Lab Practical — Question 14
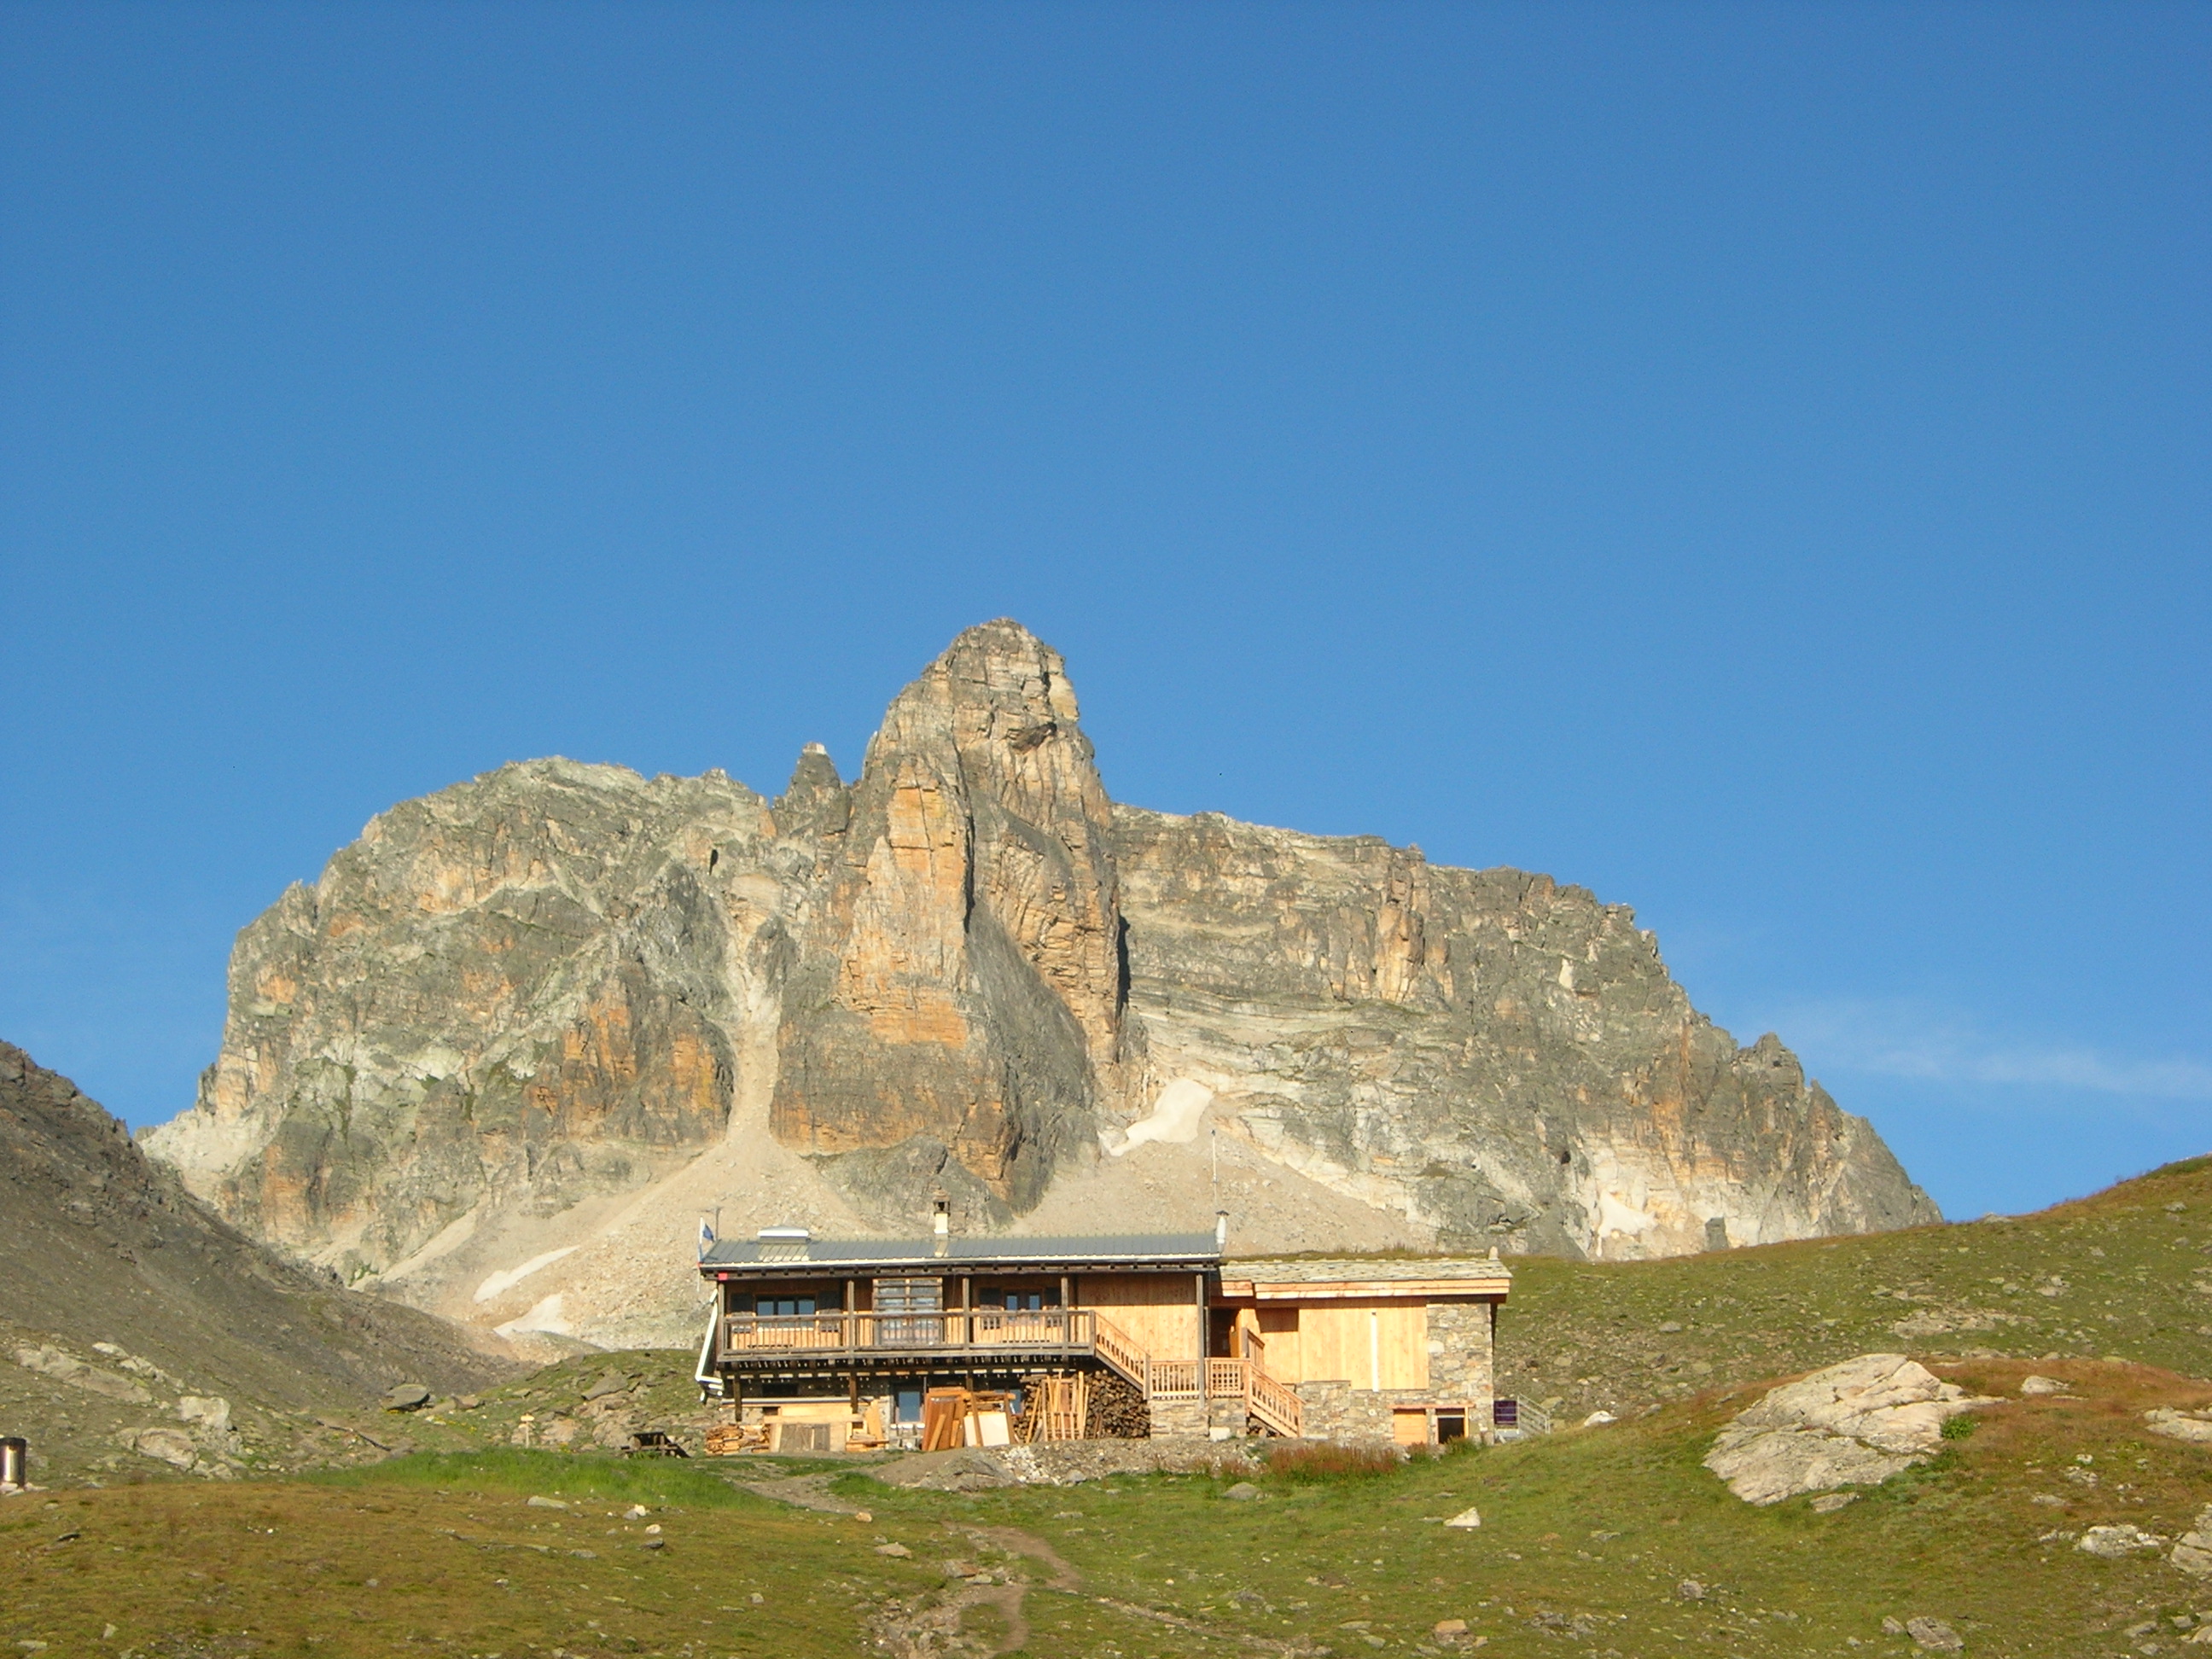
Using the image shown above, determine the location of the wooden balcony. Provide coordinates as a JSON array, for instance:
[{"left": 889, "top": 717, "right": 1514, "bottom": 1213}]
[
  {"left": 709, "top": 1309, "right": 1303, "bottom": 1436},
  {"left": 714, "top": 1309, "right": 1104, "bottom": 1371}
]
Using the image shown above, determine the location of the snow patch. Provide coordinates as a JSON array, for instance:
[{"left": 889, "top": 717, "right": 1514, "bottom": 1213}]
[
  {"left": 1105, "top": 1079, "right": 1214, "bottom": 1157},
  {"left": 493, "top": 1294, "right": 573, "bottom": 1339},
  {"left": 474, "top": 1247, "right": 579, "bottom": 1304}
]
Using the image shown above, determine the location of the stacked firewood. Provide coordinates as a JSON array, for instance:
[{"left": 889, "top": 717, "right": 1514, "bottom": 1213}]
[
  {"left": 704, "top": 1421, "right": 767, "bottom": 1456},
  {"left": 1086, "top": 1369, "right": 1150, "bottom": 1439}
]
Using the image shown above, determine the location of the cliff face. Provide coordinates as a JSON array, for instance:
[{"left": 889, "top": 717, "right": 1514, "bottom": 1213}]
[
  {"left": 152, "top": 761, "right": 790, "bottom": 1275},
  {"left": 1111, "top": 811, "right": 1932, "bottom": 1258},
  {"left": 769, "top": 623, "right": 1126, "bottom": 1220},
  {"left": 145, "top": 620, "right": 1937, "bottom": 1332}
]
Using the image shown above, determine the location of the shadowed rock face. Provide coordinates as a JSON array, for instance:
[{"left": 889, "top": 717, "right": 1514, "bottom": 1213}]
[
  {"left": 0, "top": 1041, "right": 515, "bottom": 1483},
  {"left": 145, "top": 620, "right": 1938, "bottom": 1282}
]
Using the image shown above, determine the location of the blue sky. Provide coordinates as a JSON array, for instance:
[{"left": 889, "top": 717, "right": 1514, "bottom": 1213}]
[{"left": 3, "top": 3, "right": 2205, "bottom": 1220}]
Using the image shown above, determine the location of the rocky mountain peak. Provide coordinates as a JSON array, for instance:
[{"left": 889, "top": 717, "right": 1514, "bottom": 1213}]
[
  {"left": 140, "top": 620, "right": 1939, "bottom": 1348},
  {"left": 768, "top": 619, "right": 1125, "bottom": 1216},
  {"left": 772, "top": 743, "right": 850, "bottom": 839}
]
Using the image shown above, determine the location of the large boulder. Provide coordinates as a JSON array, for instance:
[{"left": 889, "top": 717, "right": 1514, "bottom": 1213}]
[
  {"left": 1703, "top": 1353, "right": 1987, "bottom": 1505},
  {"left": 2172, "top": 1507, "right": 2212, "bottom": 1578},
  {"left": 2145, "top": 1407, "right": 2212, "bottom": 1445}
]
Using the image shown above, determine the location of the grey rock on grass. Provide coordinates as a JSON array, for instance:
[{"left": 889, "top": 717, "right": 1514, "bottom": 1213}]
[
  {"left": 1906, "top": 1616, "right": 1964, "bottom": 1651},
  {"left": 2145, "top": 1407, "right": 2212, "bottom": 1444},
  {"left": 2076, "top": 1523, "right": 2166, "bottom": 1558},
  {"left": 2172, "top": 1508, "right": 2212, "bottom": 1578},
  {"left": 1703, "top": 1353, "right": 1988, "bottom": 1505}
]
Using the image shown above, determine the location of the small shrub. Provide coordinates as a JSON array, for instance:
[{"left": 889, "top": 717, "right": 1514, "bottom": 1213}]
[
  {"left": 1941, "top": 1413, "right": 1978, "bottom": 1441},
  {"left": 1261, "top": 1441, "right": 1402, "bottom": 1482}
]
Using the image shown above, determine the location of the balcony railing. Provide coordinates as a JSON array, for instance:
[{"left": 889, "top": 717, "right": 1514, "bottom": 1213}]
[
  {"left": 711, "top": 1309, "right": 1304, "bottom": 1436},
  {"left": 717, "top": 1309, "right": 1099, "bottom": 1365}
]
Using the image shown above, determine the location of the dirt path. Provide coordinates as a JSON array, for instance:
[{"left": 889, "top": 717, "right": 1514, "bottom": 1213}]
[
  {"left": 955, "top": 1525, "right": 1081, "bottom": 1593},
  {"left": 736, "top": 1471, "right": 867, "bottom": 1513}
]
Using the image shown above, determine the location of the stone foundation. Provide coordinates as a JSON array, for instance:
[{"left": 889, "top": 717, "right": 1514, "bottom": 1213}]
[{"left": 1147, "top": 1395, "right": 1212, "bottom": 1439}]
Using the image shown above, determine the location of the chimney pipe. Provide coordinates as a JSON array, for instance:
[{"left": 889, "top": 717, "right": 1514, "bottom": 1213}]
[
  {"left": 932, "top": 1196, "right": 950, "bottom": 1256},
  {"left": 0, "top": 1437, "right": 25, "bottom": 1489},
  {"left": 1214, "top": 1210, "right": 1229, "bottom": 1252}
]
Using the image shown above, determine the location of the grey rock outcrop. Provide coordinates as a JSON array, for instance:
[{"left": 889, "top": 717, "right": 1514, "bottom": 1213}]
[
  {"left": 1113, "top": 808, "right": 1935, "bottom": 1255},
  {"left": 143, "top": 620, "right": 1939, "bottom": 1330},
  {"left": 1703, "top": 1353, "right": 1986, "bottom": 1505},
  {"left": 2077, "top": 1523, "right": 2167, "bottom": 1558},
  {"left": 2145, "top": 1406, "right": 2212, "bottom": 1444},
  {"left": 2172, "top": 1506, "right": 2212, "bottom": 1577}
]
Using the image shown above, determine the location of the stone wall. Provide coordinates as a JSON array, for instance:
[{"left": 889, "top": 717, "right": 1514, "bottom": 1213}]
[
  {"left": 1293, "top": 1381, "right": 1428, "bottom": 1442},
  {"left": 1426, "top": 1299, "right": 1497, "bottom": 1413},
  {"left": 1147, "top": 1395, "right": 1212, "bottom": 1440}
]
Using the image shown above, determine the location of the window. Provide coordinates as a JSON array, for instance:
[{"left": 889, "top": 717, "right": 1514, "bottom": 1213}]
[
  {"left": 894, "top": 1388, "right": 924, "bottom": 1425},
  {"left": 981, "top": 1287, "right": 1057, "bottom": 1312},
  {"left": 874, "top": 1278, "right": 943, "bottom": 1313},
  {"left": 875, "top": 1278, "right": 944, "bottom": 1347},
  {"left": 749, "top": 1295, "right": 817, "bottom": 1317}
]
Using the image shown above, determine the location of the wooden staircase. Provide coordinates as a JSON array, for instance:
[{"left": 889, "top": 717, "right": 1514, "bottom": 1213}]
[
  {"left": 1089, "top": 1314, "right": 1303, "bottom": 1438},
  {"left": 1243, "top": 1362, "right": 1304, "bottom": 1438}
]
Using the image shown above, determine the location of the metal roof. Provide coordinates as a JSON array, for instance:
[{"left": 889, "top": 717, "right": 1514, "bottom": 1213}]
[{"left": 698, "top": 1231, "right": 1221, "bottom": 1272}]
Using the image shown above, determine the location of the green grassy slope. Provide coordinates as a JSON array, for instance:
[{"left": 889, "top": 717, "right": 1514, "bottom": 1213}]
[
  {"left": 840, "top": 1353, "right": 2212, "bottom": 1656},
  {"left": 7, "top": 1356, "right": 2209, "bottom": 1657},
  {"left": 7, "top": 1160, "right": 2209, "bottom": 1656},
  {"left": 1497, "top": 1156, "right": 2212, "bottom": 1426}
]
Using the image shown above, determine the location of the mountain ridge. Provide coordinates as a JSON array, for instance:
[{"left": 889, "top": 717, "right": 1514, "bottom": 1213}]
[{"left": 142, "top": 620, "right": 1936, "bottom": 1348}]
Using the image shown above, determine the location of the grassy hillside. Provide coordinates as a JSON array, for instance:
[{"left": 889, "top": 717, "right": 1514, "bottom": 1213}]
[
  {"left": 1497, "top": 1155, "right": 2212, "bottom": 1426},
  {"left": 0, "top": 1043, "right": 518, "bottom": 1487},
  {"left": 5, "top": 1354, "right": 2209, "bottom": 1656},
  {"left": 7, "top": 1158, "right": 2209, "bottom": 1655}
]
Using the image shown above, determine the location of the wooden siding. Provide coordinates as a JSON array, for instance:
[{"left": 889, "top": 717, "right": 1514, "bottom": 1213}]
[
  {"left": 1237, "top": 1300, "right": 1429, "bottom": 1389},
  {"left": 1076, "top": 1272, "right": 1204, "bottom": 1361}
]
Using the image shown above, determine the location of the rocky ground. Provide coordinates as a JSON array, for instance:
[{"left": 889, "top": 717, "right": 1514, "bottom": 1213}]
[{"left": 0, "top": 1042, "right": 518, "bottom": 1487}]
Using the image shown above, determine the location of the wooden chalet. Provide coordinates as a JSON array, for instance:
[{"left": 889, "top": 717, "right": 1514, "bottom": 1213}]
[{"left": 694, "top": 1210, "right": 1512, "bottom": 1451}]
